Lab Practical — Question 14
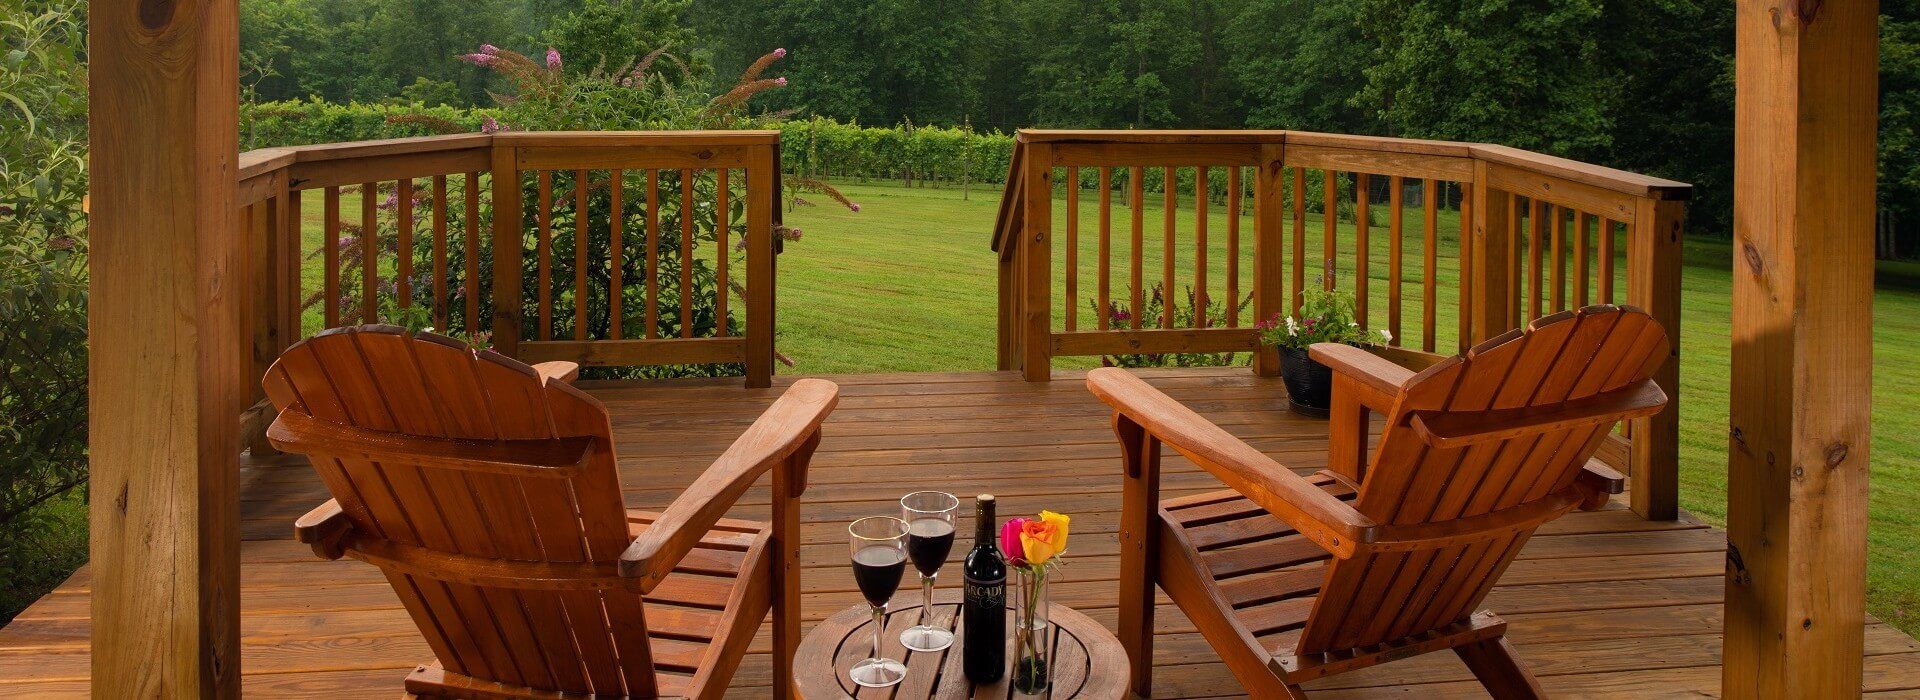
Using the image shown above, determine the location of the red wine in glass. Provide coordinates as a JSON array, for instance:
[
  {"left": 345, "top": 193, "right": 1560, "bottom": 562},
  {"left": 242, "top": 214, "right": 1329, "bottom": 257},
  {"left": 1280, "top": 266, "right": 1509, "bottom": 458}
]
[
  {"left": 852, "top": 544, "right": 907, "bottom": 607},
  {"left": 900, "top": 491, "right": 959, "bottom": 653},
  {"left": 906, "top": 518, "right": 955, "bottom": 577},
  {"left": 847, "top": 516, "right": 909, "bottom": 688}
]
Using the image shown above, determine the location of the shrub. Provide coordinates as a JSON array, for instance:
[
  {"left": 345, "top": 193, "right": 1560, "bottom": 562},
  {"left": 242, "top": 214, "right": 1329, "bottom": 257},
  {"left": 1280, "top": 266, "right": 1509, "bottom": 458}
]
[{"left": 0, "top": 0, "right": 89, "bottom": 623}]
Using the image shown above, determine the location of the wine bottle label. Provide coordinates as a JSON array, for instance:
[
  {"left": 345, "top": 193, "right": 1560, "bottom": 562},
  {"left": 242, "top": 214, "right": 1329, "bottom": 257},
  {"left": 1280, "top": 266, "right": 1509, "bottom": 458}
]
[{"left": 964, "top": 579, "right": 1005, "bottom": 609}]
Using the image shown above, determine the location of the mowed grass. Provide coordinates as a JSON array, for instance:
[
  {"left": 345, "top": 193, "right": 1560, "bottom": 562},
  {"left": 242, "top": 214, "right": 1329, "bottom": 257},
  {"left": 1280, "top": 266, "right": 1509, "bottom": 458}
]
[
  {"left": 289, "top": 178, "right": 1919, "bottom": 635},
  {"left": 778, "top": 180, "right": 1920, "bottom": 635}
]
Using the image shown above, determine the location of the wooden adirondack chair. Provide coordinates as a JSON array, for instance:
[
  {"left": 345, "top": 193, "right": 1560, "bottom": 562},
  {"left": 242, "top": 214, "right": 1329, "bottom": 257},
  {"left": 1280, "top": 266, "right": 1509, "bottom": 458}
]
[
  {"left": 261, "top": 325, "right": 839, "bottom": 699},
  {"left": 1089, "top": 305, "right": 1670, "bottom": 699}
]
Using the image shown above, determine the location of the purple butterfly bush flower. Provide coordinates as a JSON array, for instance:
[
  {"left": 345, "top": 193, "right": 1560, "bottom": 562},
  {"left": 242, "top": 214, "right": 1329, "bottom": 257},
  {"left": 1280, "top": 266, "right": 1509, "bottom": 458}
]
[
  {"left": 458, "top": 53, "right": 494, "bottom": 67},
  {"left": 481, "top": 116, "right": 504, "bottom": 134},
  {"left": 480, "top": 44, "right": 500, "bottom": 55},
  {"left": 774, "top": 76, "right": 788, "bottom": 86},
  {"left": 773, "top": 47, "right": 788, "bottom": 58},
  {"left": 546, "top": 47, "right": 562, "bottom": 70},
  {"left": 848, "top": 202, "right": 861, "bottom": 212}
]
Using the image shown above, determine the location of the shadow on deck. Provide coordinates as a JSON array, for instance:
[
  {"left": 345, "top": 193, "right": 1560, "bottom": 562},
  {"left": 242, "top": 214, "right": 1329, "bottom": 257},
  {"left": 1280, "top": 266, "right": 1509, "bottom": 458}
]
[{"left": 2, "top": 367, "right": 1916, "bottom": 697}]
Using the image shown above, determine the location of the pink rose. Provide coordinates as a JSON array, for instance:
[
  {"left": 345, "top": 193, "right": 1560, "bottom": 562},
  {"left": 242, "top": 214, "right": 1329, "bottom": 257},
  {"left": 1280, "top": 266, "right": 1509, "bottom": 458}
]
[{"left": 1000, "top": 517, "right": 1027, "bottom": 565}]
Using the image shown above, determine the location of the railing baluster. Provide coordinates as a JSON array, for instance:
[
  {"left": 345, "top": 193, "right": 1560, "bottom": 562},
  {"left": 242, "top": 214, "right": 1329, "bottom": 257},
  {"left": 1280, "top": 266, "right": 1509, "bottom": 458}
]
[
  {"left": 432, "top": 176, "right": 448, "bottom": 329},
  {"left": 1162, "top": 166, "right": 1176, "bottom": 329},
  {"left": 1292, "top": 167, "right": 1305, "bottom": 312},
  {"left": 397, "top": 179, "right": 413, "bottom": 310},
  {"left": 1551, "top": 204, "right": 1566, "bottom": 312},
  {"left": 1528, "top": 198, "right": 1544, "bottom": 321},
  {"left": 1130, "top": 166, "right": 1144, "bottom": 330},
  {"left": 574, "top": 169, "right": 590, "bottom": 341},
  {"left": 1227, "top": 166, "right": 1241, "bottom": 327},
  {"left": 1356, "top": 173, "right": 1370, "bottom": 327},
  {"left": 463, "top": 172, "right": 480, "bottom": 335},
  {"left": 1506, "top": 192, "right": 1521, "bottom": 325},
  {"left": 1459, "top": 182, "right": 1474, "bottom": 352},
  {"left": 1574, "top": 211, "right": 1590, "bottom": 307},
  {"left": 680, "top": 169, "right": 695, "bottom": 338},
  {"left": 286, "top": 190, "right": 303, "bottom": 338},
  {"left": 609, "top": 169, "right": 624, "bottom": 340},
  {"left": 1599, "top": 216, "right": 1616, "bottom": 304},
  {"left": 1065, "top": 167, "right": 1079, "bottom": 332},
  {"left": 324, "top": 186, "right": 341, "bottom": 328},
  {"left": 1422, "top": 178, "right": 1438, "bottom": 352},
  {"left": 646, "top": 169, "right": 661, "bottom": 338},
  {"left": 1323, "top": 170, "right": 1338, "bottom": 290},
  {"left": 537, "top": 170, "right": 553, "bottom": 340},
  {"left": 1098, "top": 167, "right": 1112, "bottom": 331},
  {"left": 1195, "top": 167, "right": 1208, "bottom": 328},
  {"left": 716, "top": 168, "right": 729, "bottom": 337},
  {"left": 1388, "top": 175, "right": 1404, "bottom": 346},
  {"left": 362, "top": 181, "right": 378, "bottom": 324}
]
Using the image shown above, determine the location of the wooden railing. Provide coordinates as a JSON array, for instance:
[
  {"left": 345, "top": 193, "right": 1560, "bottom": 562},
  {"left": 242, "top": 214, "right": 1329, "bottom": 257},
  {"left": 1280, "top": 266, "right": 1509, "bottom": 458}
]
[
  {"left": 236, "top": 131, "right": 782, "bottom": 388},
  {"left": 991, "top": 129, "right": 1689, "bottom": 519}
]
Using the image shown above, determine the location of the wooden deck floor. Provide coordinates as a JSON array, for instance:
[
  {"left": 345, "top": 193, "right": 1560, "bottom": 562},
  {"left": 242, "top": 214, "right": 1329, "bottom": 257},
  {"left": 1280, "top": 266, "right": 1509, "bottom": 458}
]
[{"left": 3, "top": 367, "right": 1916, "bottom": 697}]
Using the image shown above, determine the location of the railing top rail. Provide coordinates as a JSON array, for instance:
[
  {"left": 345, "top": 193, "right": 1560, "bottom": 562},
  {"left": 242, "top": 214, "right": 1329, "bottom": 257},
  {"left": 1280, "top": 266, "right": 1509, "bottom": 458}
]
[
  {"left": 237, "top": 131, "right": 785, "bottom": 181},
  {"left": 1010, "top": 129, "right": 1691, "bottom": 200}
]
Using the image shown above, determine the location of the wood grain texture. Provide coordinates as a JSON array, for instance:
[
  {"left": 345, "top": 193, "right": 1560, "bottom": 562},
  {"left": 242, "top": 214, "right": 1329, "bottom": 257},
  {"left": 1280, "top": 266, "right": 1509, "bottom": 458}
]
[
  {"left": 1724, "top": 0, "right": 1877, "bottom": 695},
  {"left": 88, "top": 0, "right": 244, "bottom": 692}
]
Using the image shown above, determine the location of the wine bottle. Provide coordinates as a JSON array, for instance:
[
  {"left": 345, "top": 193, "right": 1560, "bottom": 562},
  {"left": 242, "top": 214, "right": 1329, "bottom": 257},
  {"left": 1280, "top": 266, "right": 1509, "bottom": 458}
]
[{"left": 962, "top": 494, "right": 1007, "bottom": 683}]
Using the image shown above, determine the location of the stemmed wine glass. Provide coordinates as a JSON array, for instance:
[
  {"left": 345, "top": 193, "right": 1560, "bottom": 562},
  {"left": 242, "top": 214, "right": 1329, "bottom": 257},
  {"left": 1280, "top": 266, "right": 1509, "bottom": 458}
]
[
  {"left": 847, "top": 516, "right": 910, "bottom": 688},
  {"left": 899, "top": 491, "right": 959, "bottom": 652}
]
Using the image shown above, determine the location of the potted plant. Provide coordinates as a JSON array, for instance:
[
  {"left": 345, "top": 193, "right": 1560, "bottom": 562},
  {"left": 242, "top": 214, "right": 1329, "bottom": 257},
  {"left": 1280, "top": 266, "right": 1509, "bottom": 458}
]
[{"left": 1257, "top": 289, "right": 1391, "bottom": 417}]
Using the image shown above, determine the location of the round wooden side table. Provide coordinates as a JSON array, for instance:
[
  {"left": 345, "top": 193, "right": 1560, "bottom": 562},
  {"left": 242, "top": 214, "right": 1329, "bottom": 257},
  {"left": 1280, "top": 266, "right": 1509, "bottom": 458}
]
[{"left": 792, "top": 590, "right": 1129, "bottom": 699}]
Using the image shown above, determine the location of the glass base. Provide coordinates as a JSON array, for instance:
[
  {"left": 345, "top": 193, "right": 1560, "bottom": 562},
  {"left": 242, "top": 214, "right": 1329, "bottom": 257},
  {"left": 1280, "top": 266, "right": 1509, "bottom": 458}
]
[
  {"left": 849, "top": 658, "right": 907, "bottom": 688},
  {"left": 901, "top": 624, "right": 954, "bottom": 652}
]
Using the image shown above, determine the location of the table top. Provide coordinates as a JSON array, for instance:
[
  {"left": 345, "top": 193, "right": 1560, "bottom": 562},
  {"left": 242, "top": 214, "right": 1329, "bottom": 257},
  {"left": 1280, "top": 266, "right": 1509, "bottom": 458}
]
[{"left": 791, "top": 590, "right": 1129, "bottom": 699}]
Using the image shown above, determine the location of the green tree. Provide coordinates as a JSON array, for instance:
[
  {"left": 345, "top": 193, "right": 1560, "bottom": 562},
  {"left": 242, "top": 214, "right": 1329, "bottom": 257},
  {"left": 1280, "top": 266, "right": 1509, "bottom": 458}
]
[{"left": 543, "top": 0, "right": 702, "bottom": 75}]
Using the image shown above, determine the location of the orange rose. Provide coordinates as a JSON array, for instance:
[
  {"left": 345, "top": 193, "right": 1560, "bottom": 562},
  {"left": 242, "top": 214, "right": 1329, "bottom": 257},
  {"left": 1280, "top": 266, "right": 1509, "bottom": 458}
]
[{"left": 1018, "top": 510, "right": 1070, "bottom": 565}]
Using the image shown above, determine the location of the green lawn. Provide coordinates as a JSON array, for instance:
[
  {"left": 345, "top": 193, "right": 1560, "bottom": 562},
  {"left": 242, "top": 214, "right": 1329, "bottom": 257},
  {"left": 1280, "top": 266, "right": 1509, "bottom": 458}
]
[{"left": 774, "top": 180, "right": 1920, "bottom": 635}]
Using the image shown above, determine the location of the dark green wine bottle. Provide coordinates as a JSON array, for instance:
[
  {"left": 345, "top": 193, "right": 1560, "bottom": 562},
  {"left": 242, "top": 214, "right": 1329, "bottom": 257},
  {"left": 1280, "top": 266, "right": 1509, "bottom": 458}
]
[{"left": 962, "top": 494, "right": 1007, "bottom": 683}]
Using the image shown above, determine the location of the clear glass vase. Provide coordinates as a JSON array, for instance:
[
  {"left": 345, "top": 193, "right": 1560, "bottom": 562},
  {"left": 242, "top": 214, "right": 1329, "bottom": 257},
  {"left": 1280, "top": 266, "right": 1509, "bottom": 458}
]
[{"left": 1011, "top": 565, "right": 1053, "bottom": 696}]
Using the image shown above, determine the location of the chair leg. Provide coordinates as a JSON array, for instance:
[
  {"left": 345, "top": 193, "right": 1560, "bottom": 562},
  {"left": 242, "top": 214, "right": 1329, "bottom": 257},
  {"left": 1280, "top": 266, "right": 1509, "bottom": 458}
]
[
  {"left": 1115, "top": 415, "right": 1162, "bottom": 698},
  {"left": 1453, "top": 635, "right": 1546, "bottom": 700},
  {"left": 771, "top": 446, "right": 810, "bottom": 699}
]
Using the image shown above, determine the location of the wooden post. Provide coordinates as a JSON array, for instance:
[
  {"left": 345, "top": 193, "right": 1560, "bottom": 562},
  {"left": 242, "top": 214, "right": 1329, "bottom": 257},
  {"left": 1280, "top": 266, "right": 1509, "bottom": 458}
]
[
  {"left": 89, "top": 0, "right": 244, "bottom": 694},
  {"left": 1021, "top": 143, "right": 1053, "bottom": 381},
  {"left": 1724, "top": 0, "right": 1876, "bottom": 696},
  {"left": 1468, "top": 162, "right": 1514, "bottom": 344},
  {"left": 1114, "top": 414, "right": 1162, "bottom": 697},
  {"left": 1251, "top": 144, "right": 1285, "bottom": 376},
  {"left": 1629, "top": 198, "right": 1684, "bottom": 520},
  {"left": 490, "top": 144, "right": 523, "bottom": 358},
  {"left": 745, "top": 144, "right": 777, "bottom": 388}
]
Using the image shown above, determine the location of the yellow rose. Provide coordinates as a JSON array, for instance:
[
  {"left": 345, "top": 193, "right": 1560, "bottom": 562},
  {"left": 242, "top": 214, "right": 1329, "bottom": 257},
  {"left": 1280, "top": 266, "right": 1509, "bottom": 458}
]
[{"left": 1019, "top": 510, "right": 1071, "bottom": 566}]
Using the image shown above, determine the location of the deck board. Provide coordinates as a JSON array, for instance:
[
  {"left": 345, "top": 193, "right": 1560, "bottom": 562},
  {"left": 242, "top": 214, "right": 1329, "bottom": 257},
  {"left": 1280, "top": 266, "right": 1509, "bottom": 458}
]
[{"left": 2, "top": 367, "right": 1911, "bottom": 697}]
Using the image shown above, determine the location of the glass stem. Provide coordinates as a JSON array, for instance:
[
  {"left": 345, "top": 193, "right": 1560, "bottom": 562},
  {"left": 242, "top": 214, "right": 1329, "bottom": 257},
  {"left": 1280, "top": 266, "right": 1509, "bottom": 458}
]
[
  {"left": 871, "top": 604, "right": 885, "bottom": 662},
  {"left": 921, "top": 574, "right": 935, "bottom": 626}
]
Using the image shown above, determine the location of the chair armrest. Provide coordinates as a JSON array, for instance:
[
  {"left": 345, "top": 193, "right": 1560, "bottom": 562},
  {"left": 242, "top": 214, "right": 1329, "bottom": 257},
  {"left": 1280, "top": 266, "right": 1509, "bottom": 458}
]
[
  {"left": 1309, "top": 343, "right": 1414, "bottom": 412},
  {"left": 533, "top": 361, "right": 581, "bottom": 384},
  {"left": 619, "top": 379, "right": 839, "bottom": 589},
  {"left": 294, "top": 499, "right": 353, "bottom": 560},
  {"left": 1087, "top": 368, "right": 1377, "bottom": 558}
]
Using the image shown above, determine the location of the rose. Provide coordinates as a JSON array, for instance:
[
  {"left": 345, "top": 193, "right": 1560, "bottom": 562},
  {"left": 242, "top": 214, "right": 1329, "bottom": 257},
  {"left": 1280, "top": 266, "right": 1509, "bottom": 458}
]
[
  {"left": 1000, "top": 517, "right": 1028, "bottom": 565},
  {"left": 1018, "top": 510, "right": 1070, "bottom": 566}
]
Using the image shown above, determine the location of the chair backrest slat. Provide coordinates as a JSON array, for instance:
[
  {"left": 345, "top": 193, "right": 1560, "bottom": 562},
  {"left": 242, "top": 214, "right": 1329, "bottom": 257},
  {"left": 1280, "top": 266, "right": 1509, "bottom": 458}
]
[
  {"left": 263, "top": 325, "right": 655, "bottom": 695},
  {"left": 1297, "top": 305, "right": 1668, "bottom": 654}
]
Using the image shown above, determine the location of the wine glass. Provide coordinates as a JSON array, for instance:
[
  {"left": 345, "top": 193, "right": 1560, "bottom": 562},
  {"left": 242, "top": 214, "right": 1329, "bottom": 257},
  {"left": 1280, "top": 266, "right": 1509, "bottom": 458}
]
[
  {"left": 900, "top": 491, "right": 959, "bottom": 652},
  {"left": 847, "top": 516, "right": 910, "bottom": 688}
]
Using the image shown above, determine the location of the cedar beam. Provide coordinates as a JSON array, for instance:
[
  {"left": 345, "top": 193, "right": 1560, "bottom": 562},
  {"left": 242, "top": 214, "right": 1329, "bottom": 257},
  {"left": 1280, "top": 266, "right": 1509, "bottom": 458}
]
[
  {"left": 89, "top": 0, "right": 244, "bottom": 695},
  {"left": 1725, "top": 0, "right": 1876, "bottom": 696}
]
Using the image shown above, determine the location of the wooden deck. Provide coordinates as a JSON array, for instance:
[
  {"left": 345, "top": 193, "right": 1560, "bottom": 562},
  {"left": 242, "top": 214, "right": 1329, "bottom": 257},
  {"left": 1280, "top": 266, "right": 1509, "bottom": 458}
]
[{"left": 3, "top": 367, "right": 1915, "bottom": 697}]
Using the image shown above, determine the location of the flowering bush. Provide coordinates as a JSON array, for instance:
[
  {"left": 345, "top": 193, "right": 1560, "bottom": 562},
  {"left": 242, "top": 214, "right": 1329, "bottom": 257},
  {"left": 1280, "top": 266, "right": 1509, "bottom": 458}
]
[
  {"left": 1093, "top": 284, "right": 1252, "bottom": 368},
  {"left": 1257, "top": 288, "right": 1391, "bottom": 351}
]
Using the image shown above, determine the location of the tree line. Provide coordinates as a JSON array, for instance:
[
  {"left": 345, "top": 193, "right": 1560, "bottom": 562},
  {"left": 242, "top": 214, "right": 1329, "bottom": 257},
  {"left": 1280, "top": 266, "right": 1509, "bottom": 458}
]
[{"left": 228, "top": 0, "right": 1920, "bottom": 256}]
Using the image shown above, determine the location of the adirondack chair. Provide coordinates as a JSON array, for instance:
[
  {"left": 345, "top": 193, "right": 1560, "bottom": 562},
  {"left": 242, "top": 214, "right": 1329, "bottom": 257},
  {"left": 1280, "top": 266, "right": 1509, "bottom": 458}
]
[
  {"left": 1089, "top": 305, "right": 1670, "bottom": 699},
  {"left": 261, "top": 325, "right": 839, "bottom": 699}
]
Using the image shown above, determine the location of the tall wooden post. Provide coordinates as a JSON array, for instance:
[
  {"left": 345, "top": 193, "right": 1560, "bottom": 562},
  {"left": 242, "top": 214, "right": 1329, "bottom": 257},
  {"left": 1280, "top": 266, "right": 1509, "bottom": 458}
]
[
  {"left": 1629, "top": 199, "right": 1685, "bottom": 521},
  {"left": 1725, "top": 0, "right": 1877, "bottom": 695},
  {"left": 1468, "top": 162, "right": 1514, "bottom": 344},
  {"left": 89, "top": 0, "right": 244, "bottom": 695},
  {"left": 1251, "top": 143, "right": 1285, "bottom": 376},
  {"left": 745, "top": 143, "right": 777, "bottom": 388},
  {"left": 1021, "top": 143, "right": 1053, "bottom": 381}
]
